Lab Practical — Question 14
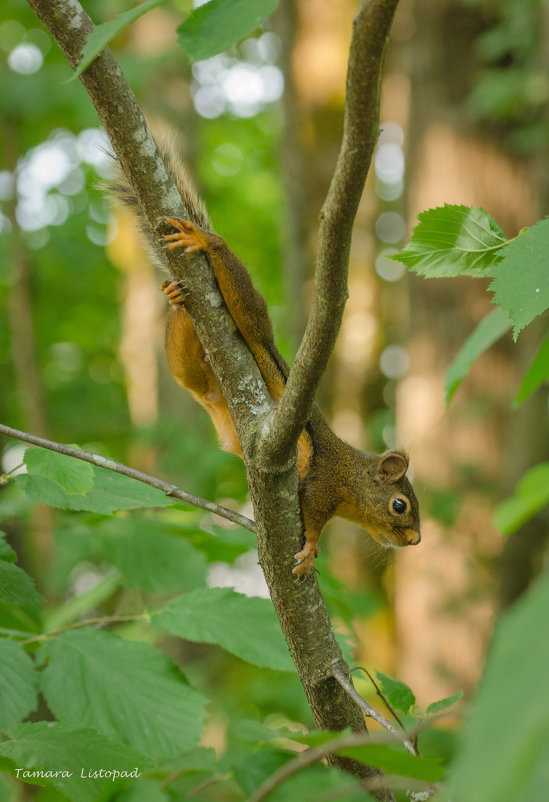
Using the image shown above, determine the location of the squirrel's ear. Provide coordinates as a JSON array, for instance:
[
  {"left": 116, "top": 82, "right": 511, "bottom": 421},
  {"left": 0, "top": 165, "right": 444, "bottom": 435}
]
[{"left": 375, "top": 450, "right": 408, "bottom": 484}]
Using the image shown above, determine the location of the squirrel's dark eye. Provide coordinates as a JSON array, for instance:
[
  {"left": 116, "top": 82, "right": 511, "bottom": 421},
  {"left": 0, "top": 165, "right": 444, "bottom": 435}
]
[{"left": 391, "top": 497, "right": 408, "bottom": 515}]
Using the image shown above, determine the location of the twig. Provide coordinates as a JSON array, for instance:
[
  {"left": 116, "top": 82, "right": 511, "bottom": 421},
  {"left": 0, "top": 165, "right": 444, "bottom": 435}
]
[
  {"left": 247, "top": 729, "right": 422, "bottom": 802},
  {"left": 0, "top": 423, "right": 256, "bottom": 533},
  {"left": 263, "top": 0, "right": 400, "bottom": 462},
  {"left": 355, "top": 666, "right": 407, "bottom": 732},
  {"left": 22, "top": 613, "right": 149, "bottom": 644},
  {"left": 331, "top": 661, "right": 418, "bottom": 756}
]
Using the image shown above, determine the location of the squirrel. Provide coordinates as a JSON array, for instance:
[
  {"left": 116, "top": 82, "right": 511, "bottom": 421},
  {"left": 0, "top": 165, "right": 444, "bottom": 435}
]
[{"left": 114, "top": 140, "right": 421, "bottom": 575}]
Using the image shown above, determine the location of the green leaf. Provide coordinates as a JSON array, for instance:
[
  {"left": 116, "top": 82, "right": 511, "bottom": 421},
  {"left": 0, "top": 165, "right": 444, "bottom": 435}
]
[
  {"left": 160, "top": 746, "right": 217, "bottom": 775},
  {"left": 515, "top": 331, "right": 549, "bottom": 403},
  {"left": 447, "top": 571, "right": 549, "bottom": 802},
  {"left": 0, "top": 561, "right": 43, "bottom": 608},
  {"left": 0, "top": 531, "right": 17, "bottom": 563},
  {"left": 99, "top": 518, "right": 207, "bottom": 593},
  {"left": 376, "top": 671, "right": 415, "bottom": 714},
  {"left": 393, "top": 204, "right": 506, "bottom": 277},
  {"left": 490, "top": 219, "right": 549, "bottom": 337},
  {"left": 0, "top": 722, "right": 147, "bottom": 802},
  {"left": 0, "top": 641, "right": 38, "bottom": 733},
  {"left": 113, "top": 778, "right": 170, "bottom": 802},
  {"left": 178, "top": 0, "right": 278, "bottom": 63},
  {"left": 337, "top": 744, "right": 444, "bottom": 782},
  {"left": 24, "top": 448, "right": 93, "bottom": 495},
  {"left": 76, "top": 0, "right": 163, "bottom": 76},
  {"left": 156, "top": 587, "right": 295, "bottom": 672},
  {"left": 190, "top": 525, "right": 255, "bottom": 564},
  {"left": 86, "top": 466, "right": 174, "bottom": 512},
  {"left": 426, "top": 689, "right": 463, "bottom": 715},
  {"left": 445, "top": 306, "right": 512, "bottom": 403},
  {"left": 39, "top": 629, "right": 207, "bottom": 758},
  {"left": 493, "top": 462, "right": 549, "bottom": 535},
  {"left": 15, "top": 475, "right": 72, "bottom": 510},
  {"left": 16, "top": 464, "right": 173, "bottom": 514},
  {"left": 293, "top": 730, "right": 443, "bottom": 783}
]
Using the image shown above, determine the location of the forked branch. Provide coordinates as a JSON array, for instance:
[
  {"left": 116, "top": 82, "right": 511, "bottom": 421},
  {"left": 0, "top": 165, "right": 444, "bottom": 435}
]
[{"left": 263, "top": 0, "right": 399, "bottom": 461}]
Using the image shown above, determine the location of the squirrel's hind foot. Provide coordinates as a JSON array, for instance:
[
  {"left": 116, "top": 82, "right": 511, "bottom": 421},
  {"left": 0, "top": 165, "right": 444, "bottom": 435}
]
[
  {"left": 161, "top": 217, "right": 209, "bottom": 254},
  {"left": 292, "top": 541, "right": 320, "bottom": 576},
  {"left": 161, "top": 279, "right": 186, "bottom": 310}
]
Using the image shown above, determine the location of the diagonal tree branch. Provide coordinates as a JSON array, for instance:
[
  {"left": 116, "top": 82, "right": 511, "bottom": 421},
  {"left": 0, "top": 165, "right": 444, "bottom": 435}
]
[
  {"left": 262, "top": 0, "right": 399, "bottom": 462},
  {"left": 0, "top": 424, "right": 256, "bottom": 532},
  {"left": 25, "top": 0, "right": 270, "bottom": 457}
]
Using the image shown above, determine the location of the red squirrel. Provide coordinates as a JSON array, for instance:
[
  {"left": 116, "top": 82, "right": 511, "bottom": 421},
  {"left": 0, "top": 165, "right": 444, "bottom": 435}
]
[{"left": 116, "top": 145, "right": 421, "bottom": 574}]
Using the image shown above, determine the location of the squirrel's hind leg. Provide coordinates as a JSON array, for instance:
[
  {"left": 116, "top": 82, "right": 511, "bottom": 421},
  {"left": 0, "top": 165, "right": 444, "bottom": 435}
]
[{"left": 161, "top": 280, "right": 241, "bottom": 456}]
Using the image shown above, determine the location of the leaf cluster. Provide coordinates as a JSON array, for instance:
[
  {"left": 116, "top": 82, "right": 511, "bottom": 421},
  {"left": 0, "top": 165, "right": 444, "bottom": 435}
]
[
  {"left": 394, "top": 204, "right": 548, "bottom": 539},
  {"left": 0, "top": 447, "right": 457, "bottom": 801}
]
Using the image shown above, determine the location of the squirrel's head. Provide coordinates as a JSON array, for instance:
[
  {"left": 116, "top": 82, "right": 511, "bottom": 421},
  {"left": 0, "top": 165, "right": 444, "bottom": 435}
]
[{"left": 364, "top": 450, "right": 421, "bottom": 549}]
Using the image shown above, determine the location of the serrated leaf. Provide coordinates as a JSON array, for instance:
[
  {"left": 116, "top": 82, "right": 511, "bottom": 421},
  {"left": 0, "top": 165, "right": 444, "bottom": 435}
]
[
  {"left": 178, "top": 0, "right": 278, "bottom": 63},
  {"left": 0, "top": 531, "right": 17, "bottom": 563},
  {"left": 84, "top": 466, "right": 174, "bottom": 512},
  {"left": 445, "top": 307, "right": 512, "bottom": 403},
  {"left": 447, "top": 571, "right": 549, "bottom": 802},
  {"left": 494, "top": 462, "right": 549, "bottom": 535},
  {"left": 376, "top": 671, "right": 415, "bottom": 714},
  {"left": 24, "top": 449, "right": 94, "bottom": 495},
  {"left": 426, "top": 689, "right": 463, "bottom": 715},
  {"left": 0, "top": 722, "right": 147, "bottom": 802},
  {"left": 39, "top": 629, "right": 207, "bottom": 758},
  {"left": 156, "top": 587, "right": 295, "bottom": 672},
  {"left": 0, "top": 561, "right": 43, "bottom": 608},
  {"left": 15, "top": 474, "right": 72, "bottom": 510},
  {"left": 16, "top": 465, "right": 173, "bottom": 514},
  {"left": 490, "top": 219, "right": 549, "bottom": 337},
  {"left": 0, "top": 641, "right": 38, "bottom": 733},
  {"left": 99, "top": 518, "right": 207, "bottom": 593},
  {"left": 514, "top": 331, "right": 549, "bottom": 404},
  {"left": 393, "top": 204, "right": 506, "bottom": 277},
  {"left": 76, "top": 0, "right": 162, "bottom": 76}
]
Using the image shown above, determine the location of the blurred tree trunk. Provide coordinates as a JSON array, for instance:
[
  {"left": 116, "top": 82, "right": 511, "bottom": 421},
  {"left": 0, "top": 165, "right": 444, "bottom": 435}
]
[{"left": 394, "top": 0, "right": 548, "bottom": 704}]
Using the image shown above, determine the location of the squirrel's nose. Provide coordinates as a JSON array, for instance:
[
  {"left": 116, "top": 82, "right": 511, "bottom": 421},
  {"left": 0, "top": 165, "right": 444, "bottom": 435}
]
[{"left": 405, "top": 529, "right": 421, "bottom": 546}]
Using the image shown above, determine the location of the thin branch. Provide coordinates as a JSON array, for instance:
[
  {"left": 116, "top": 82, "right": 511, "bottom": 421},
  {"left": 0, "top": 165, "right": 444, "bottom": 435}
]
[
  {"left": 0, "top": 424, "right": 256, "bottom": 533},
  {"left": 22, "top": 613, "right": 149, "bottom": 645},
  {"left": 263, "top": 0, "right": 399, "bottom": 461},
  {"left": 331, "top": 661, "right": 418, "bottom": 756},
  {"left": 247, "top": 729, "right": 426, "bottom": 802},
  {"left": 355, "top": 665, "right": 407, "bottom": 732}
]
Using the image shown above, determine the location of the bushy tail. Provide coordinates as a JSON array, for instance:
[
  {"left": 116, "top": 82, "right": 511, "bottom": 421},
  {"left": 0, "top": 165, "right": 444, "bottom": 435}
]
[{"left": 109, "top": 128, "right": 212, "bottom": 270}]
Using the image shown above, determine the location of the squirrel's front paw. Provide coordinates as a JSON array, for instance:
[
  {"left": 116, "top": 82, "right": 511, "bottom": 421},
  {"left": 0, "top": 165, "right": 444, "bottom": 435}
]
[{"left": 161, "top": 279, "right": 185, "bottom": 310}]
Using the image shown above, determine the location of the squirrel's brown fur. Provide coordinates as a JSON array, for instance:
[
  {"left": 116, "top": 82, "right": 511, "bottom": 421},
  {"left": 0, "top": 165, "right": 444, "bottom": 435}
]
[{"left": 115, "top": 142, "right": 421, "bottom": 574}]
